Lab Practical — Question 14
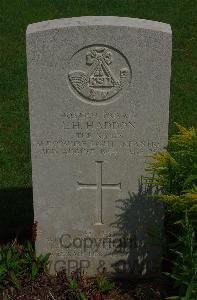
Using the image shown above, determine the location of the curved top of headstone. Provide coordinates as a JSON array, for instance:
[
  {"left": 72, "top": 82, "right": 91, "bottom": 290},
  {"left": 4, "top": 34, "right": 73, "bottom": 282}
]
[{"left": 26, "top": 16, "right": 171, "bottom": 35}]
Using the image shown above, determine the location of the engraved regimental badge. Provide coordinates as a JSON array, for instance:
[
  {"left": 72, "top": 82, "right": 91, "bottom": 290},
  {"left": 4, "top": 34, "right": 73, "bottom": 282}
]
[{"left": 68, "top": 45, "right": 131, "bottom": 103}]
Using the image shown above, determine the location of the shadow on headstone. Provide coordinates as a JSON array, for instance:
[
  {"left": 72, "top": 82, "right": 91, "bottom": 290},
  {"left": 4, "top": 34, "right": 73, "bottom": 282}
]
[
  {"left": 109, "top": 177, "right": 164, "bottom": 278},
  {"left": 0, "top": 188, "right": 33, "bottom": 243}
]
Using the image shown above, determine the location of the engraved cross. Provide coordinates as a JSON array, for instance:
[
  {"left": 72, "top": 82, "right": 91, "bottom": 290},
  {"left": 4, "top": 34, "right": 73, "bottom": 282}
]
[{"left": 77, "top": 161, "right": 121, "bottom": 225}]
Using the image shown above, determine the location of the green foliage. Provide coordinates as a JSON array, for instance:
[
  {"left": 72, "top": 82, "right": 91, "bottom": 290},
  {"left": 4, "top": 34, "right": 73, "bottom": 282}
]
[
  {"left": 146, "top": 124, "right": 197, "bottom": 224},
  {"left": 64, "top": 274, "right": 88, "bottom": 300},
  {"left": 23, "top": 242, "right": 50, "bottom": 280},
  {"left": 65, "top": 273, "right": 116, "bottom": 298},
  {"left": 0, "top": 243, "right": 23, "bottom": 290},
  {"left": 78, "top": 292, "right": 88, "bottom": 300},
  {"left": 146, "top": 124, "right": 197, "bottom": 193},
  {"left": 64, "top": 273, "right": 115, "bottom": 299},
  {"left": 165, "top": 212, "right": 197, "bottom": 299},
  {"left": 145, "top": 124, "right": 197, "bottom": 298},
  {"left": 0, "top": 240, "right": 50, "bottom": 290},
  {"left": 94, "top": 275, "right": 115, "bottom": 293},
  {"left": 67, "top": 275, "right": 78, "bottom": 291}
]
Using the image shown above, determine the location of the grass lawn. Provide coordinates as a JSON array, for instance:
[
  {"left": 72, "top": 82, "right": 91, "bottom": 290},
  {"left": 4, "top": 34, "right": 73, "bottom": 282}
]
[{"left": 0, "top": 0, "right": 197, "bottom": 240}]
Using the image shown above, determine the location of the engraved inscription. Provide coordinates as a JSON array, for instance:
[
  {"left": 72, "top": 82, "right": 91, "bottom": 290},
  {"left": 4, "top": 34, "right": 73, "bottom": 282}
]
[
  {"left": 77, "top": 161, "right": 121, "bottom": 225},
  {"left": 32, "top": 109, "right": 161, "bottom": 158},
  {"left": 68, "top": 45, "right": 131, "bottom": 103},
  {"left": 34, "top": 139, "right": 160, "bottom": 158}
]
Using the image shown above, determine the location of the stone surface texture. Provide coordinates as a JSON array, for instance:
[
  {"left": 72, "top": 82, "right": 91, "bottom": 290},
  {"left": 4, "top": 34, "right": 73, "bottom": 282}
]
[{"left": 26, "top": 16, "right": 172, "bottom": 277}]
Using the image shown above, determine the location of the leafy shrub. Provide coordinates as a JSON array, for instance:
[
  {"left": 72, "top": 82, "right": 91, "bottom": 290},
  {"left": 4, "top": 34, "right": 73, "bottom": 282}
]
[
  {"left": 145, "top": 124, "right": 197, "bottom": 298},
  {"left": 165, "top": 212, "right": 197, "bottom": 299},
  {"left": 0, "top": 240, "right": 50, "bottom": 290},
  {"left": 146, "top": 124, "right": 197, "bottom": 225}
]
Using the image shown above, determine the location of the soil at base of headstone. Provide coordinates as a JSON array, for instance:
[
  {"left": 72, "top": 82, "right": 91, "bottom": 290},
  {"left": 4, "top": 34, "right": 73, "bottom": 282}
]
[{"left": 1, "top": 271, "right": 171, "bottom": 300}]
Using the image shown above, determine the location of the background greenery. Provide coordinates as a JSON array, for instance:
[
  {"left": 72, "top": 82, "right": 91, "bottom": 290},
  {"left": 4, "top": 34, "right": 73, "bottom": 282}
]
[{"left": 0, "top": 0, "right": 197, "bottom": 240}]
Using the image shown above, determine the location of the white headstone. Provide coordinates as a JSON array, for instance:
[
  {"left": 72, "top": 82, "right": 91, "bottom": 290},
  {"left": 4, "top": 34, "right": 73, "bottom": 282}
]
[{"left": 26, "top": 16, "right": 172, "bottom": 277}]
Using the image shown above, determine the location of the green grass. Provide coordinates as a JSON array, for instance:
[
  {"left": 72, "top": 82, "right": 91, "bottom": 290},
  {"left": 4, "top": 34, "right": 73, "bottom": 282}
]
[{"left": 0, "top": 0, "right": 197, "bottom": 189}]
